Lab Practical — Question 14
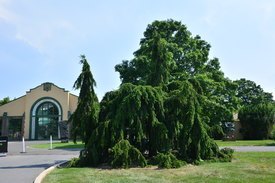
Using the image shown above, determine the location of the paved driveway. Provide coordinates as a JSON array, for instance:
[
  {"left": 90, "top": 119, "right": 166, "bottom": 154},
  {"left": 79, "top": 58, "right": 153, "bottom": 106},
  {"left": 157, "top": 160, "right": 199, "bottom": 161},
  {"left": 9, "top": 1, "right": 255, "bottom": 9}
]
[
  {"left": 0, "top": 141, "right": 80, "bottom": 183},
  {"left": 223, "top": 146, "right": 275, "bottom": 152},
  {"left": 1, "top": 142, "right": 275, "bottom": 183}
]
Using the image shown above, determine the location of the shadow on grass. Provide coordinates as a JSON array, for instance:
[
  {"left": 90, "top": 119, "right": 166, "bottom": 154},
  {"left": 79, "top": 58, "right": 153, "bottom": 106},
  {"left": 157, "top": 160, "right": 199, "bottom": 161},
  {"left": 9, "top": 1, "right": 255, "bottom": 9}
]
[
  {"left": 54, "top": 144, "right": 84, "bottom": 149},
  {"left": 265, "top": 143, "right": 275, "bottom": 146},
  {"left": 32, "top": 142, "right": 85, "bottom": 151},
  {"left": 53, "top": 148, "right": 83, "bottom": 152},
  {"left": 0, "top": 160, "right": 65, "bottom": 170}
]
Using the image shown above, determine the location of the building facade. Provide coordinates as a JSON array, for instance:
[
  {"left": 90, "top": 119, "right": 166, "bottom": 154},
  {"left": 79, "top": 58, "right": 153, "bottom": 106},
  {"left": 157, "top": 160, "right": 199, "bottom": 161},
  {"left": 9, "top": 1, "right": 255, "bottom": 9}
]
[{"left": 0, "top": 82, "right": 78, "bottom": 140}]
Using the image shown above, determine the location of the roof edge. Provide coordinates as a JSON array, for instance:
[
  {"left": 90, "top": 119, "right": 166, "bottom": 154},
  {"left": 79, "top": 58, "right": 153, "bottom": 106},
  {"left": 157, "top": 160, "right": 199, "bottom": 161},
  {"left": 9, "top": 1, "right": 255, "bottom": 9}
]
[
  {"left": 26, "top": 82, "right": 69, "bottom": 93},
  {"left": 69, "top": 93, "right": 79, "bottom": 98},
  {"left": 0, "top": 95, "right": 26, "bottom": 107}
]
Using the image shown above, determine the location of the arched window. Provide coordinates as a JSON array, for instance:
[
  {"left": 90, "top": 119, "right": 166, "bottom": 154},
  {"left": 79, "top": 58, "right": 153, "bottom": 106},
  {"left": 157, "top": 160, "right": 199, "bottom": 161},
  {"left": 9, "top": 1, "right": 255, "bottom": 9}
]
[
  {"left": 30, "top": 99, "right": 62, "bottom": 140},
  {"left": 36, "top": 102, "right": 59, "bottom": 116}
]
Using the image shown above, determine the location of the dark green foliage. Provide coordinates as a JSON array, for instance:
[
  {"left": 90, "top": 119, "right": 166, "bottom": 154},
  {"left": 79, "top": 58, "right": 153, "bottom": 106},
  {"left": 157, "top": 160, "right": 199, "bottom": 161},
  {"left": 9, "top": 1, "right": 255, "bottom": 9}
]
[
  {"left": 146, "top": 32, "right": 174, "bottom": 86},
  {"left": 82, "top": 79, "right": 221, "bottom": 166},
  {"left": 218, "top": 148, "right": 234, "bottom": 162},
  {"left": 239, "top": 103, "right": 275, "bottom": 140},
  {"left": 164, "top": 81, "right": 220, "bottom": 162},
  {"left": 67, "top": 156, "right": 94, "bottom": 168},
  {"left": 115, "top": 19, "right": 239, "bottom": 138},
  {"left": 208, "top": 124, "right": 225, "bottom": 140},
  {"left": 155, "top": 152, "right": 186, "bottom": 168},
  {"left": 104, "top": 83, "right": 168, "bottom": 156},
  {"left": 71, "top": 55, "right": 99, "bottom": 146},
  {"left": 116, "top": 20, "right": 223, "bottom": 85},
  {"left": 66, "top": 157, "right": 81, "bottom": 167},
  {"left": 81, "top": 84, "right": 169, "bottom": 166},
  {"left": 234, "top": 79, "right": 274, "bottom": 107},
  {"left": 76, "top": 19, "right": 236, "bottom": 169},
  {"left": 234, "top": 79, "right": 274, "bottom": 140},
  {"left": 110, "top": 139, "right": 147, "bottom": 168},
  {"left": 271, "top": 126, "right": 275, "bottom": 140},
  {"left": 83, "top": 120, "right": 115, "bottom": 166}
]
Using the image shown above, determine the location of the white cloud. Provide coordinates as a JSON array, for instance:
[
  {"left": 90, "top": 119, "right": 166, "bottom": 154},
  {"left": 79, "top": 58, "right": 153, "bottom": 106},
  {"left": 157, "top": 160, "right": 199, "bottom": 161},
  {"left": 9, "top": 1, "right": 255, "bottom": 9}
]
[
  {"left": 260, "top": 1, "right": 275, "bottom": 19},
  {"left": 0, "top": 0, "right": 76, "bottom": 55},
  {"left": 0, "top": 0, "right": 16, "bottom": 22},
  {"left": 202, "top": 1, "right": 275, "bottom": 25},
  {"left": 258, "top": 2, "right": 275, "bottom": 40},
  {"left": 14, "top": 20, "right": 75, "bottom": 54}
]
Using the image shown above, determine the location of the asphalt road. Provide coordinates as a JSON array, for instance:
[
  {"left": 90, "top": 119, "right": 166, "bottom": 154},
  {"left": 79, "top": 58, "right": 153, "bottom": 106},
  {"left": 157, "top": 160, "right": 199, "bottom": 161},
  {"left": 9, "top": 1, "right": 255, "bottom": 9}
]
[
  {"left": 0, "top": 141, "right": 80, "bottom": 183},
  {"left": 1, "top": 141, "right": 275, "bottom": 183},
  {"left": 223, "top": 146, "right": 275, "bottom": 152}
]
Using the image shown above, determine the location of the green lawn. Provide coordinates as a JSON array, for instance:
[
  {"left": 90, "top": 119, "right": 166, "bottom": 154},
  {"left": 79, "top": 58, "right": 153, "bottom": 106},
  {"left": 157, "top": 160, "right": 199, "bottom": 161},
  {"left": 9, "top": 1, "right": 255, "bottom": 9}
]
[
  {"left": 215, "top": 140, "right": 275, "bottom": 147},
  {"left": 32, "top": 140, "right": 275, "bottom": 149},
  {"left": 43, "top": 152, "right": 275, "bottom": 183},
  {"left": 31, "top": 141, "right": 84, "bottom": 149}
]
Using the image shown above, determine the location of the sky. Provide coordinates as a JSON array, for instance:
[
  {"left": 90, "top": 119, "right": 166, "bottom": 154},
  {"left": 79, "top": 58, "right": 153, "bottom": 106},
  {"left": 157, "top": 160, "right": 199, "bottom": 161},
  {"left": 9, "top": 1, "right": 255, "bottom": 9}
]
[{"left": 0, "top": 0, "right": 274, "bottom": 100}]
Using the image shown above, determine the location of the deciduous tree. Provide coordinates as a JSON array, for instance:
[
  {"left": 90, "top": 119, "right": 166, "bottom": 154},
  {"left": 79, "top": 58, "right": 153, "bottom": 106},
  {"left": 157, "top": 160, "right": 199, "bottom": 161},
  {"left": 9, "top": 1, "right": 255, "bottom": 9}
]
[
  {"left": 234, "top": 78, "right": 273, "bottom": 106},
  {"left": 0, "top": 97, "right": 10, "bottom": 106}
]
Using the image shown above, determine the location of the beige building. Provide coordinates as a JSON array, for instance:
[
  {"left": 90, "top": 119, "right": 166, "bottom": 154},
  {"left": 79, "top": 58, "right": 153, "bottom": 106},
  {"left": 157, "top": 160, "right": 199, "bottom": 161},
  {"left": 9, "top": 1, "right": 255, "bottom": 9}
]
[{"left": 0, "top": 82, "right": 78, "bottom": 140}]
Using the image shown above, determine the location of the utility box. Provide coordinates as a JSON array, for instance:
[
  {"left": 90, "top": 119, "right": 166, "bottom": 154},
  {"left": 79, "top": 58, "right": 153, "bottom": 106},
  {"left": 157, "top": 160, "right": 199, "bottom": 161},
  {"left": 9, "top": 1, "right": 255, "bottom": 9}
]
[{"left": 0, "top": 136, "right": 8, "bottom": 154}]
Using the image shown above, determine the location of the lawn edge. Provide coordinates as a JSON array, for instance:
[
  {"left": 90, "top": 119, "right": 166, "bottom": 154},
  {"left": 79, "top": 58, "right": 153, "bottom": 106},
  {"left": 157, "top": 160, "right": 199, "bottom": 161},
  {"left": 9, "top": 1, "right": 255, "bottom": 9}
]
[{"left": 34, "top": 161, "right": 68, "bottom": 183}]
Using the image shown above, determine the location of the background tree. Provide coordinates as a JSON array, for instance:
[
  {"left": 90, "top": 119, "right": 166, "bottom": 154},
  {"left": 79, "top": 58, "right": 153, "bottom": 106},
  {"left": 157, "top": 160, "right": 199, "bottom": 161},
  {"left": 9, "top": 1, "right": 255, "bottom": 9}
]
[
  {"left": 71, "top": 55, "right": 99, "bottom": 146},
  {"left": 234, "top": 78, "right": 273, "bottom": 107},
  {"left": 0, "top": 97, "right": 10, "bottom": 106},
  {"left": 238, "top": 103, "right": 275, "bottom": 140}
]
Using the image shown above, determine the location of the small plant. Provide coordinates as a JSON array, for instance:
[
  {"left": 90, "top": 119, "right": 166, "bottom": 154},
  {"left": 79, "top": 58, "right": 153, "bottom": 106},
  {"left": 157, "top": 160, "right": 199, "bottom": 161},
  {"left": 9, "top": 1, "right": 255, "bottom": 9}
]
[
  {"left": 155, "top": 152, "right": 186, "bottom": 168},
  {"left": 110, "top": 139, "right": 147, "bottom": 168},
  {"left": 218, "top": 147, "right": 234, "bottom": 162},
  {"left": 66, "top": 157, "right": 80, "bottom": 167}
]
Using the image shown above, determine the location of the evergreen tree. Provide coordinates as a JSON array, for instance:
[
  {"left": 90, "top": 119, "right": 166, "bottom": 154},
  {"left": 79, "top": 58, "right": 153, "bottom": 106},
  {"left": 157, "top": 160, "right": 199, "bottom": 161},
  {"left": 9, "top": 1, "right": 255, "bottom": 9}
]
[
  {"left": 73, "top": 20, "right": 234, "bottom": 168},
  {"left": 115, "top": 20, "right": 237, "bottom": 138},
  {"left": 71, "top": 55, "right": 99, "bottom": 146}
]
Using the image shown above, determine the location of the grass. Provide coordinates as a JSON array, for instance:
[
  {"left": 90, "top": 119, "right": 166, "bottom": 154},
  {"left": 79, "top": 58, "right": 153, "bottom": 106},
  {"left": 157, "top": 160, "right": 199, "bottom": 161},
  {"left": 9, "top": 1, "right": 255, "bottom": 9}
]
[
  {"left": 43, "top": 152, "right": 275, "bottom": 183},
  {"left": 31, "top": 140, "right": 275, "bottom": 149},
  {"left": 215, "top": 139, "right": 275, "bottom": 147},
  {"left": 31, "top": 141, "right": 84, "bottom": 149}
]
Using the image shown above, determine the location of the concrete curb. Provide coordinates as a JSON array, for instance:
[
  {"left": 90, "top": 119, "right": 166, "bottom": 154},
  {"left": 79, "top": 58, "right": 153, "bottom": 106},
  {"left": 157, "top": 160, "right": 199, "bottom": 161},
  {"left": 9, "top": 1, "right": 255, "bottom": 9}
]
[{"left": 33, "top": 161, "right": 67, "bottom": 183}]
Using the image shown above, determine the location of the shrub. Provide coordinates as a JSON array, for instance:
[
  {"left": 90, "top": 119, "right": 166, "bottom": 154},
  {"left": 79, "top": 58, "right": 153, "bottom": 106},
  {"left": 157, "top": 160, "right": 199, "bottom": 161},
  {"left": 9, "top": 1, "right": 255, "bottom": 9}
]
[
  {"left": 239, "top": 103, "right": 275, "bottom": 140},
  {"left": 110, "top": 139, "right": 147, "bottom": 168},
  {"left": 155, "top": 152, "right": 186, "bottom": 168},
  {"left": 271, "top": 126, "right": 275, "bottom": 140},
  {"left": 218, "top": 147, "right": 234, "bottom": 162},
  {"left": 66, "top": 157, "right": 81, "bottom": 167}
]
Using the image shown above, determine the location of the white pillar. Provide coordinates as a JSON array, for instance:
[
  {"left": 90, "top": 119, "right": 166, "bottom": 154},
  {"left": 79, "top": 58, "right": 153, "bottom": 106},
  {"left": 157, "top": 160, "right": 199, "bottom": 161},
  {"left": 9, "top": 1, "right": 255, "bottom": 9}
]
[
  {"left": 50, "top": 135, "right": 53, "bottom": 150},
  {"left": 22, "top": 137, "right": 26, "bottom": 153}
]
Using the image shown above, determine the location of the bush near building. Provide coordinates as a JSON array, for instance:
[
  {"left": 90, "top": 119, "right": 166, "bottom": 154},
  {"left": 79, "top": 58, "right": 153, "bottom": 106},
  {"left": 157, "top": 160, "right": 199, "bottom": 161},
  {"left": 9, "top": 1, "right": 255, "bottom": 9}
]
[{"left": 239, "top": 103, "right": 275, "bottom": 140}]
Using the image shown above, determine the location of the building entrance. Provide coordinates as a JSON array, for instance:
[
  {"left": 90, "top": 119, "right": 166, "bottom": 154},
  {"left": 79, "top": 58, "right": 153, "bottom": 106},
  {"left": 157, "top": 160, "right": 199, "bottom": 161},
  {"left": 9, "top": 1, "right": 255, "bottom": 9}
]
[
  {"left": 8, "top": 118, "right": 22, "bottom": 140},
  {"left": 35, "top": 102, "right": 60, "bottom": 140},
  {"left": 30, "top": 98, "right": 62, "bottom": 140}
]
